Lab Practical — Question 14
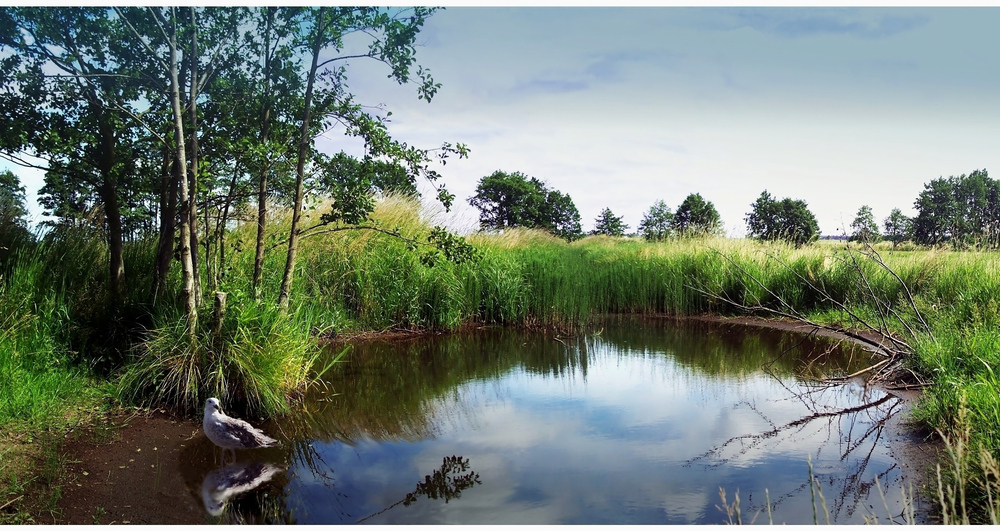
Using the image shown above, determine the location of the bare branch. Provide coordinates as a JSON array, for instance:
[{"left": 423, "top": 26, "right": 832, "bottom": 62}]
[
  {"left": 113, "top": 7, "right": 169, "bottom": 72},
  {"left": 860, "top": 241, "right": 934, "bottom": 340},
  {"left": 316, "top": 53, "right": 375, "bottom": 71}
]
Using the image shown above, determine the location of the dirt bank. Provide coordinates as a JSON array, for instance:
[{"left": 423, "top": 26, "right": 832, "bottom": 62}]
[
  {"left": 685, "top": 314, "right": 898, "bottom": 352},
  {"left": 45, "top": 410, "right": 207, "bottom": 524}
]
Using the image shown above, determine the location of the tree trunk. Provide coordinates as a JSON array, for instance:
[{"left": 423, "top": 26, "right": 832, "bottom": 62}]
[
  {"left": 211, "top": 291, "right": 227, "bottom": 351},
  {"left": 252, "top": 158, "right": 269, "bottom": 295},
  {"left": 154, "top": 146, "right": 176, "bottom": 300},
  {"left": 218, "top": 163, "right": 241, "bottom": 287},
  {"left": 187, "top": 6, "right": 202, "bottom": 308},
  {"left": 204, "top": 200, "right": 214, "bottom": 292},
  {"left": 277, "top": 8, "right": 324, "bottom": 310},
  {"left": 93, "top": 104, "right": 124, "bottom": 307},
  {"left": 102, "top": 173, "right": 124, "bottom": 304},
  {"left": 168, "top": 10, "right": 198, "bottom": 338},
  {"left": 252, "top": 7, "right": 276, "bottom": 296}
]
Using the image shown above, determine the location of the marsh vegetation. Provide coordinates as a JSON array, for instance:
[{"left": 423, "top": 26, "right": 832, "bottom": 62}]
[
  {"left": 0, "top": 5, "right": 999, "bottom": 524},
  {"left": 1, "top": 191, "right": 1000, "bottom": 521}
]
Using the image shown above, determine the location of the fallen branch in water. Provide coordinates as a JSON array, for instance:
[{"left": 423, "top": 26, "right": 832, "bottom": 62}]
[
  {"left": 835, "top": 358, "right": 893, "bottom": 381},
  {"left": 688, "top": 243, "right": 932, "bottom": 389}
]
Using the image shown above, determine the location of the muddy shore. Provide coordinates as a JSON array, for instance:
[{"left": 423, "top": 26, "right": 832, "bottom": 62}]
[{"left": 46, "top": 315, "right": 941, "bottom": 524}]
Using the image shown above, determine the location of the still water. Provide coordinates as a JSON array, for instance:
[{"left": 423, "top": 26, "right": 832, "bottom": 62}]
[{"left": 194, "top": 318, "right": 922, "bottom": 524}]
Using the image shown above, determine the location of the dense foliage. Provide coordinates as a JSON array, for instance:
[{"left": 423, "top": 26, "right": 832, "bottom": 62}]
[
  {"left": 638, "top": 200, "right": 674, "bottom": 241},
  {"left": 0, "top": 6, "right": 478, "bottom": 417},
  {"left": 637, "top": 194, "right": 721, "bottom": 241},
  {"left": 672, "top": 193, "right": 721, "bottom": 237},
  {"left": 468, "top": 170, "right": 583, "bottom": 241},
  {"left": 745, "top": 190, "right": 820, "bottom": 246},
  {"left": 883, "top": 208, "right": 912, "bottom": 247},
  {"left": 911, "top": 169, "right": 1000, "bottom": 248},
  {"left": 0, "top": 6, "right": 470, "bottom": 320}
]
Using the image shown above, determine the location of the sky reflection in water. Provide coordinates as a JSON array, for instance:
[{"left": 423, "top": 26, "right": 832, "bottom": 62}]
[{"left": 263, "top": 318, "right": 914, "bottom": 524}]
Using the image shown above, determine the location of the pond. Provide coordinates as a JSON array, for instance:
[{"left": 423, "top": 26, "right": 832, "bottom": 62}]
[{"left": 190, "top": 317, "right": 926, "bottom": 524}]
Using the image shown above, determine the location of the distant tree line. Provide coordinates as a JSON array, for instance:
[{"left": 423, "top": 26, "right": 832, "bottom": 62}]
[
  {"left": 467, "top": 171, "right": 724, "bottom": 242},
  {"left": 469, "top": 167, "right": 998, "bottom": 250},
  {"left": 846, "top": 168, "right": 998, "bottom": 249}
]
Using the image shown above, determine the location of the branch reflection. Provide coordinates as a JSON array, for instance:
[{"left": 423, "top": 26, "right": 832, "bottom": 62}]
[
  {"left": 356, "top": 455, "right": 482, "bottom": 523},
  {"left": 688, "top": 373, "right": 910, "bottom": 522}
]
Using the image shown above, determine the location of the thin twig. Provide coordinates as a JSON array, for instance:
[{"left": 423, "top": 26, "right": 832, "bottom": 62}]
[
  {"left": 0, "top": 495, "right": 24, "bottom": 512},
  {"left": 839, "top": 358, "right": 893, "bottom": 380},
  {"left": 860, "top": 241, "right": 934, "bottom": 340}
]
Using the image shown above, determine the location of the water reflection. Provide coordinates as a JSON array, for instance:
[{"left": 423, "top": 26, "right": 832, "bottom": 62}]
[
  {"left": 214, "top": 318, "right": 923, "bottom": 524},
  {"left": 176, "top": 433, "right": 291, "bottom": 524},
  {"left": 200, "top": 462, "right": 284, "bottom": 517},
  {"left": 356, "top": 455, "right": 482, "bottom": 523},
  {"left": 289, "top": 319, "right": 872, "bottom": 448},
  {"left": 687, "top": 378, "right": 907, "bottom": 522}
]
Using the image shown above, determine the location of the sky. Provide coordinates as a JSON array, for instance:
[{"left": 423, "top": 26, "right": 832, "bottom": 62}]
[{"left": 7, "top": 7, "right": 1000, "bottom": 237}]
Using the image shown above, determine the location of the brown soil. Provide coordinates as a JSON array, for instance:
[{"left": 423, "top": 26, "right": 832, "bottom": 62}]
[
  {"left": 685, "top": 313, "right": 897, "bottom": 351},
  {"left": 882, "top": 391, "right": 941, "bottom": 523},
  {"left": 322, "top": 322, "right": 496, "bottom": 345},
  {"left": 44, "top": 410, "right": 209, "bottom": 524}
]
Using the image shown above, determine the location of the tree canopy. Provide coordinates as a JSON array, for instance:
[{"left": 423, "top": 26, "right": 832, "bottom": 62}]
[
  {"left": 468, "top": 170, "right": 582, "bottom": 241},
  {"left": 672, "top": 193, "right": 721, "bottom": 237},
  {"left": 591, "top": 207, "right": 627, "bottom": 237},
  {"left": 849, "top": 205, "right": 881, "bottom": 243},
  {"left": 0, "top": 169, "right": 32, "bottom": 260},
  {"left": 745, "top": 190, "right": 819, "bottom": 246},
  {"left": 638, "top": 200, "right": 674, "bottom": 241},
  {"left": 883, "top": 208, "right": 912, "bottom": 247},
  {"left": 0, "top": 7, "right": 470, "bottom": 332},
  {"left": 911, "top": 169, "right": 1000, "bottom": 248}
]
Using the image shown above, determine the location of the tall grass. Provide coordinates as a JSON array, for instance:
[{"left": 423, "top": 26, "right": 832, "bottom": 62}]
[
  {"left": 117, "top": 298, "right": 320, "bottom": 416},
  {"left": 0, "top": 227, "right": 111, "bottom": 428}
]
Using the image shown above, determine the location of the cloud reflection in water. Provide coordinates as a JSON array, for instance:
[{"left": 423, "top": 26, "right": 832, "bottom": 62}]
[{"left": 281, "top": 319, "right": 919, "bottom": 524}]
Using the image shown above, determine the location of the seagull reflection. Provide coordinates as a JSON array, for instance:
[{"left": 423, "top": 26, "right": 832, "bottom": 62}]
[{"left": 201, "top": 461, "right": 285, "bottom": 517}]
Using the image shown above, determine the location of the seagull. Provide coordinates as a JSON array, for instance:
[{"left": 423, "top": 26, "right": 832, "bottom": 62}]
[
  {"left": 201, "top": 461, "right": 285, "bottom": 517},
  {"left": 203, "top": 397, "right": 280, "bottom": 463}
]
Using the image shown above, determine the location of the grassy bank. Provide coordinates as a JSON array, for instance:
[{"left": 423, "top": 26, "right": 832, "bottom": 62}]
[{"left": 2, "top": 194, "right": 1000, "bottom": 520}]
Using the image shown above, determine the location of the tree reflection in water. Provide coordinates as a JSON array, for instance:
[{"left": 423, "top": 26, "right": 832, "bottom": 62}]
[
  {"left": 357, "top": 455, "right": 482, "bottom": 523},
  {"left": 220, "top": 317, "right": 922, "bottom": 524}
]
